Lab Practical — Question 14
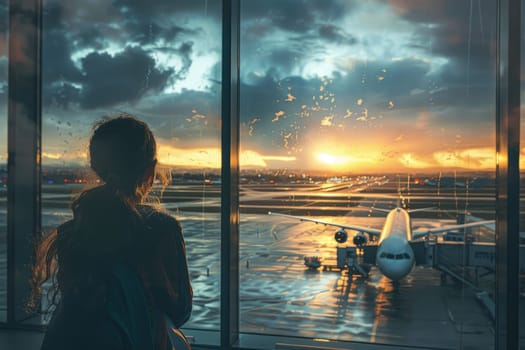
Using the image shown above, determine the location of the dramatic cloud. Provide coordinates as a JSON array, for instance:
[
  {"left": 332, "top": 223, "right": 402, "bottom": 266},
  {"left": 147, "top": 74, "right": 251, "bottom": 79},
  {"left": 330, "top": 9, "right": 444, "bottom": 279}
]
[
  {"left": 125, "top": 22, "right": 191, "bottom": 46},
  {"left": 0, "top": 2, "right": 7, "bottom": 36},
  {"left": 0, "top": 57, "right": 7, "bottom": 84},
  {"left": 32, "top": 0, "right": 500, "bottom": 172},
  {"left": 113, "top": 0, "right": 221, "bottom": 19},
  {"left": 242, "top": 0, "right": 354, "bottom": 33},
  {"left": 317, "top": 24, "right": 358, "bottom": 45},
  {"left": 133, "top": 89, "right": 221, "bottom": 147},
  {"left": 389, "top": 0, "right": 497, "bottom": 86},
  {"left": 42, "top": 27, "right": 82, "bottom": 83},
  {"left": 79, "top": 47, "right": 173, "bottom": 109},
  {"left": 1, "top": 45, "right": 7, "bottom": 160}
]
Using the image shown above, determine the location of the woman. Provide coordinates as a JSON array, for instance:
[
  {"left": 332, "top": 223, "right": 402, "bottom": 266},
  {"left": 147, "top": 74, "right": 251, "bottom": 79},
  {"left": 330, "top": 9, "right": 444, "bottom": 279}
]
[{"left": 32, "top": 114, "right": 192, "bottom": 349}]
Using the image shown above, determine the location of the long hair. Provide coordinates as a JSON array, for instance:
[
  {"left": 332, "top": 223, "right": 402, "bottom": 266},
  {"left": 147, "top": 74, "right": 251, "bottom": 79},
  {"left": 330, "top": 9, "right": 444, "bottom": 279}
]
[{"left": 31, "top": 114, "right": 162, "bottom": 311}]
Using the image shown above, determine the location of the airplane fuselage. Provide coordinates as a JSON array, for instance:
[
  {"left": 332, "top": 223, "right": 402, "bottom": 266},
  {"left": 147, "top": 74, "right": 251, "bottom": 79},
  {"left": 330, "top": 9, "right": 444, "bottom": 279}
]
[
  {"left": 269, "top": 205, "right": 493, "bottom": 281},
  {"left": 376, "top": 208, "right": 415, "bottom": 280}
]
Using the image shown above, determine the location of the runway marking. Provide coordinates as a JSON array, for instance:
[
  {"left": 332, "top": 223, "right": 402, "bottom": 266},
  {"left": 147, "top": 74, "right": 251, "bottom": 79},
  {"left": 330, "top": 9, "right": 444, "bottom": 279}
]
[{"left": 370, "top": 313, "right": 379, "bottom": 343}]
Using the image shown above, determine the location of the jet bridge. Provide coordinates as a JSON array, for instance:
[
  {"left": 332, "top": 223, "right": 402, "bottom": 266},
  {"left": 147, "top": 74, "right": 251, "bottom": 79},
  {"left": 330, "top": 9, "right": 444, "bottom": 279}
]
[
  {"left": 430, "top": 240, "right": 525, "bottom": 319},
  {"left": 431, "top": 241, "right": 525, "bottom": 272}
]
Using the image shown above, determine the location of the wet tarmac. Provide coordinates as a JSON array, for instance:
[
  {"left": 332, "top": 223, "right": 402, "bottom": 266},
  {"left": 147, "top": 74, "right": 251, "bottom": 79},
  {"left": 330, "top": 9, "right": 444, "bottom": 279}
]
[
  {"left": 183, "top": 213, "right": 496, "bottom": 349},
  {"left": 0, "top": 177, "right": 520, "bottom": 349}
]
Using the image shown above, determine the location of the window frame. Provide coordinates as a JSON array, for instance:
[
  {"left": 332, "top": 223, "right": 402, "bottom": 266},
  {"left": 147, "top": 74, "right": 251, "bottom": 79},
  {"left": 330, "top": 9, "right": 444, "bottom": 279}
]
[
  {"left": 221, "top": 0, "right": 240, "bottom": 347},
  {"left": 6, "top": 0, "right": 42, "bottom": 327},
  {"left": 495, "top": 0, "right": 521, "bottom": 349},
  {"left": 1, "top": 1, "right": 522, "bottom": 349}
]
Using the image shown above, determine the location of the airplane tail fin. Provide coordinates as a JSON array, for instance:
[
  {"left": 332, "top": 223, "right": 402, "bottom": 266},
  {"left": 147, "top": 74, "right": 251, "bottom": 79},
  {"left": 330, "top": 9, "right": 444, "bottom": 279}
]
[{"left": 396, "top": 174, "right": 407, "bottom": 209}]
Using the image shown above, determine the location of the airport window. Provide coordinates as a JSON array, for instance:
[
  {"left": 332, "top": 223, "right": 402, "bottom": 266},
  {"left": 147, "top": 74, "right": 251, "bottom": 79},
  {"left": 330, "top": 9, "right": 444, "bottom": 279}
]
[
  {"left": 2, "top": 1, "right": 524, "bottom": 349},
  {"left": 0, "top": 0, "right": 6, "bottom": 323},
  {"left": 515, "top": 2, "right": 525, "bottom": 349},
  {"left": 39, "top": 0, "right": 223, "bottom": 340},
  {"left": 239, "top": 1, "right": 499, "bottom": 348}
]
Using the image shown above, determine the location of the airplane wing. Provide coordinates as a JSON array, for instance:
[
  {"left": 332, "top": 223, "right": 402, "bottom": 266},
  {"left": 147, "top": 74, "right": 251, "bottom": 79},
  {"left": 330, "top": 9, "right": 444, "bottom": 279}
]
[
  {"left": 361, "top": 206, "right": 436, "bottom": 214},
  {"left": 412, "top": 220, "right": 495, "bottom": 240},
  {"left": 369, "top": 207, "right": 391, "bottom": 214},
  {"left": 407, "top": 207, "right": 436, "bottom": 213},
  {"left": 268, "top": 211, "right": 382, "bottom": 237}
]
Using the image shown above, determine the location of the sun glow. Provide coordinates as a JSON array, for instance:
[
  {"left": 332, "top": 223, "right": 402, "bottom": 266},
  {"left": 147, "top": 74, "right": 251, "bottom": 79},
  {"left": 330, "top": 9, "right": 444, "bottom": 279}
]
[
  {"left": 317, "top": 153, "right": 356, "bottom": 167},
  {"left": 158, "top": 144, "right": 296, "bottom": 168},
  {"left": 433, "top": 147, "right": 495, "bottom": 169}
]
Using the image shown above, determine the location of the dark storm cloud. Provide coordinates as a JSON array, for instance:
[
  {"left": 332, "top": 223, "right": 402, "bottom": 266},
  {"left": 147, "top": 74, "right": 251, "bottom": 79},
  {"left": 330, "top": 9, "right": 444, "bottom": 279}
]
[
  {"left": 125, "top": 21, "right": 189, "bottom": 46},
  {"left": 240, "top": 59, "right": 431, "bottom": 130},
  {"left": 317, "top": 24, "right": 358, "bottom": 45},
  {"left": 0, "top": 57, "right": 7, "bottom": 82},
  {"left": 171, "top": 41, "right": 194, "bottom": 80},
  {"left": 334, "top": 56, "right": 494, "bottom": 118},
  {"left": 134, "top": 89, "right": 221, "bottom": 146},
  {"left": 42, "top": 31, "right": 83, "bottom": 83},
  {"left": 242, "top": 0, "right": 354, "bottom": 33},
  {"left": 41, "top": 0, "right": 218, "bottom": 51},
  {"left": 138, "top": 89, "right": 219, "bottom": 121},
  {"left": 0, "top": 3, "right": 8, "bottom": 57},
  {"left": 40, "top": 1, "right": 206, "bottom": 110},
  {"left": 79, "top": 46, "right": 173, "bottom": 109},
  {"left": 389, "top": 0, "right": 495, "bottom": 32},
  {"left": 241, "top": 74, "right": 286, "bottom": 123},
  {"left": 240, "top": 49, "right": 496, "bottom": 154},
  {"left": 265, "top": 49, "right": 304, "bottom": 78},
  {"left": 43, "top": 1, "right": 67, "bottom": 31},
  {"left": 0, "top": 2, "right": 7, "bottom": 35},
  {"left": 42, "top": 2, "right": 116, "bottom": 50},
  {"left": 272, "top": 23, "right": 358, "bottom": 57},
  {"left": 113, "top": 0, "right": 221, "bottom": 19},
  {"left": 241, "top": 74, "right": 314, "bottom": 151},
  {"left": 101, "top": 1, "right": 217, "bottom": 54},
  {"left": 41, "top": 2, "right": 84, "bottom": 107},
  {"left": 241, "top": 24, "right": 357, "bottom": 83},
  {"left": 45, "top": 83, "right": 81, "bottom": 109},
  {"left": 74, "top": 27, "right": 106, "bottom": 51},
  {"left": 390, "top": 0, "right": 497, "bottom": 85}
]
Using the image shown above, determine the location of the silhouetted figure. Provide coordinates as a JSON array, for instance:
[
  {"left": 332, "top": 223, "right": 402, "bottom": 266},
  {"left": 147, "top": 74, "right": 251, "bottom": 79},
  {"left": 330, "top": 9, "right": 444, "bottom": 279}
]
[{"left": 31, "top": 115, "right": 192, "bottom": 350}]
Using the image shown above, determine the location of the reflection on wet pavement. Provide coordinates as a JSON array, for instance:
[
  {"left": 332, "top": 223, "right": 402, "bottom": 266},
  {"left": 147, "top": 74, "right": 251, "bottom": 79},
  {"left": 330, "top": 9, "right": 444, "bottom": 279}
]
[{"left": 183, "top": 214, "right": 494, "bottom": 349}]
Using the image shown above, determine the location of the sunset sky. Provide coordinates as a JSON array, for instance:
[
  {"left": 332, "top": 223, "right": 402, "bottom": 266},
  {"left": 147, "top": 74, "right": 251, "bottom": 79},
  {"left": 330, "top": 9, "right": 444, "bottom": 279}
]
[{"left": 0, "top": 0, "right": 518, "bottom": 173}]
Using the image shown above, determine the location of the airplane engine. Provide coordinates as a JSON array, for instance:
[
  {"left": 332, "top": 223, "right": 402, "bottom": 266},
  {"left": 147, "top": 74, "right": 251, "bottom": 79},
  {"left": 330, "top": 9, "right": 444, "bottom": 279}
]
[
  {"left": 334, "top": 229, "right": 348, "bottom": 243},
  {"left": 353, "top": 231, "right": 368, "bottom": 248}
]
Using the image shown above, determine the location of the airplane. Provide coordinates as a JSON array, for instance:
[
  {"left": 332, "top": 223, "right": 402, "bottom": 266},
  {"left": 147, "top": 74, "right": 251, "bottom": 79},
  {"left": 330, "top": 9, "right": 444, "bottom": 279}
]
[{"left": 268, "top": 205, "right": 494, "bottom": 281}]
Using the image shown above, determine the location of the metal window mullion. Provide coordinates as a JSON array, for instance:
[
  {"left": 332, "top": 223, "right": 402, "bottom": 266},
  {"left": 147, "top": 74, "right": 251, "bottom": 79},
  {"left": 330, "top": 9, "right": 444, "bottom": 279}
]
[
  {"left": 7, "top": 0, "right": 42, "bottom": 325},
  {"left": 220, "top": 0, "right": 240, "bottom": 348},
  {"left": 495, "top": 0, "right": 520, "bottom": 349}
]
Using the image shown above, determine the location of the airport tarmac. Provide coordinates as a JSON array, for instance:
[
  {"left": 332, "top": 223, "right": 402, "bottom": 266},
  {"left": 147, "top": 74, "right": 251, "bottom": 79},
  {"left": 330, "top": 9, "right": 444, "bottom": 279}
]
[
  {"left": 0, "top": 177, "right": 523, "bottom": 349},
  {"left": 182, "top": 213, "right": 496, "bottom": 349}
]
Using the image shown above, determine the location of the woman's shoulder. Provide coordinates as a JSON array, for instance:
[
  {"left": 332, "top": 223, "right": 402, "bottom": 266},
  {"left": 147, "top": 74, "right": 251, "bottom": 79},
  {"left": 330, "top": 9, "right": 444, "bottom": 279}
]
[
  {"left": 138, "top": 205, "right": 181, "bottom": 233},
  {"left": 137, "top": 205, "right": 186, "bottom": 259},
  {"left": 55, "top": 219, "right": 76, "bottom": 238}
]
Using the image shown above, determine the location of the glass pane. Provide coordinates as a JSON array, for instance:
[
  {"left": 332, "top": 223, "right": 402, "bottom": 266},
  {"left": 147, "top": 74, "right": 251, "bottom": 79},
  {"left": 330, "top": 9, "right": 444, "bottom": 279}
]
[
  {"left": 518, "top": 2, "right": 525, "bottom": 349},
  {"left": 240, "top": 1, "right": 497, "bottom": 349},
  {"left": 0, "top": 0, "right": 7, "bottom": 323},
  {"left": 40, "top": 0, "right": 222, "bottom": 340}
]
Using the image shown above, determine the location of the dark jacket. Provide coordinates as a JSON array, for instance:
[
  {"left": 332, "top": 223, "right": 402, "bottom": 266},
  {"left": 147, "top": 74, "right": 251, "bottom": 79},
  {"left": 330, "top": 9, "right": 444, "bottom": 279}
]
[{"left": 40, "top": 206, "right": 192, "bottom": 350}]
